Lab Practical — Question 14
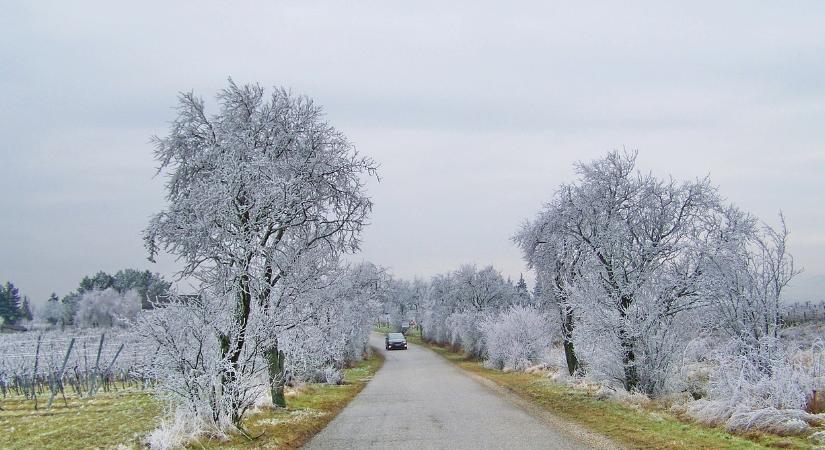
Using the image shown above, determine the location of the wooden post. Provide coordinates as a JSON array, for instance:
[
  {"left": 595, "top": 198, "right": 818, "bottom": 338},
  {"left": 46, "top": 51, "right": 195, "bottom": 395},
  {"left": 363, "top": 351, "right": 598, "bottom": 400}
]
[
  {"left": 89, "top": 333, "right": 105, "bottom": 396},
  {"left": 47, "top": 337, "right": 75, "bottom": 409},
  {"left": 32, "top": 334, "right": 42, "bottom": 410},
  {"left": 94, "top": 343, "right": 123, "bottom": 395}
]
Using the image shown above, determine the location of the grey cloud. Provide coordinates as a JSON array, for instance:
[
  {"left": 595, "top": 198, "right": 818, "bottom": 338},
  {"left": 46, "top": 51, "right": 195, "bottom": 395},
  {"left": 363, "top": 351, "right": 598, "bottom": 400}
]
[{"left": 1, "top": 0, "right": 824, "bottom": 303}]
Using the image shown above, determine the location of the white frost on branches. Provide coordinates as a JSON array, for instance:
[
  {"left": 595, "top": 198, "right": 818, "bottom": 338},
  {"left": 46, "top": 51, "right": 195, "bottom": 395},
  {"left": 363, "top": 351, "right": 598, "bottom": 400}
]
[
  {"left": 140, "top": 80, "right": 380, "bottom": 443},
  {"left": 414, "top": 150, "right": 819, "bottom": 436},
  {"left": 481, "top": 305, "right": 557, "bottom": 372},
  {"left": 74, "top": 288, "right": 142, "bottom": 328}
]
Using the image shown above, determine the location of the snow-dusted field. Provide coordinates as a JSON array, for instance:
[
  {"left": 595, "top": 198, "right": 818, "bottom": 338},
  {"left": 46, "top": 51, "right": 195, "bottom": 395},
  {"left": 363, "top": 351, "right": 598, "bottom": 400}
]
[{"left": 0, "top": 327, "right": 156, "bottom": 399}]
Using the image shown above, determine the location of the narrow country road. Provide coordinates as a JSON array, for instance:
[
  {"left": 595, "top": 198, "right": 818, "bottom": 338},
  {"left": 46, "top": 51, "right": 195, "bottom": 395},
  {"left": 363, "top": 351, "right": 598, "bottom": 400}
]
[{"left": 304, "top": 333, "right": 593, "bottom": 450}]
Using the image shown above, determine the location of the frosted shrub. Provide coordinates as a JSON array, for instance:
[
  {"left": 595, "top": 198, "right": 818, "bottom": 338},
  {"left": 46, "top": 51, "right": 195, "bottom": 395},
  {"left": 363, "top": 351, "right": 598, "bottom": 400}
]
[
  {"left": 680, "top": 337, "right": 824, "bottom": 435},
  {"left": 421, "top": 305, "right": 450, "bottom": 345},
  {"left": 571, "top": 304, "right": 624, "bottom": 385},
  {"left": 323, "top": 366, "right": 344, "bottom": 385},
  {"left": 75, "top": 288, "right": 142, "bottom": 328},
  {"left": 269, "top": 262, "right": 385, "bottom": 387},
  {"left": 280, "top": 325, "right": 345, "bottom": 383},
  {"left": 446, "top": 311, "right": 486, "bottom": 357},
  {"left": 709, "top": 339, "right": 811, "bottom": 411},
  {"left": 136, "top": 294, "right": 267, "bottom": 441},
  {"left": 725, "top": 407, "right": 817, "bottom": 435},
  {"left": 146, "top": 408, "right": 207, "bottom": 450},
  {"left": 481, "top": 305, "right": 556, "bottom": 372}
]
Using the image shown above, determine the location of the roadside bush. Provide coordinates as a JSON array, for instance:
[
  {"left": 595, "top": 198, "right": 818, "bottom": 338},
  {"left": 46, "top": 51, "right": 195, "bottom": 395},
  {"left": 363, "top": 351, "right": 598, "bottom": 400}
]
[
  {"left": 481, "top": 305, "right": 556, "bottom": 371},
  {"left": 446, "top": 311, "right": 486, "bottom": 358},
  {"left": 677, "top": 337, "right": 825, "bottom": 435}
]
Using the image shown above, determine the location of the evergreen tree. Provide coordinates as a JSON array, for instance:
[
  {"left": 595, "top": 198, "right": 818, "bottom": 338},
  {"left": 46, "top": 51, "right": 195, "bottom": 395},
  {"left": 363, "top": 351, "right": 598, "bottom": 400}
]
[
  {"left": 0, "top": 281, "right": 22, "bottom": 324},
  {"left": 531, "top": 281, "right": 542, "bottom": 300},
  {"left": 515, "top": 274, "right": 531, "bottom": 303},
  {"left": 78, "top": 271, "right": 116, "bottom": 293},
  {"left": 74, "top": 269, "right": 172, "bottom": 310},
  {"left": 19, "top": 296, "right": 33, "bottom": 321}
]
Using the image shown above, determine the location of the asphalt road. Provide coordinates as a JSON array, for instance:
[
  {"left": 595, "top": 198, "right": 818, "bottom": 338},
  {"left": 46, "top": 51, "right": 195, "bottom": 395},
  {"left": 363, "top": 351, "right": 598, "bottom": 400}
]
[{"left": 303, "top": 333, "right": 592, "bottom": 450}]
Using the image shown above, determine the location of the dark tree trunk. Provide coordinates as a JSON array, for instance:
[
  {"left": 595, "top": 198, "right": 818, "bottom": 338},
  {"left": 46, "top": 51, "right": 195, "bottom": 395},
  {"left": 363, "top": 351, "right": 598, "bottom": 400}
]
[
  {"left": 560, "top": 304, "right": 580, "bottom": 376},
  {"left": 618, "top": 295, "right": 639, "bottom": 392},
  {"left": 218, "top": 273, "right": 253, "bottom": 426},
  {"left": 620, "top": 337, "right": 639, "bottom": 392},
  {"left": 266, "top": 339, "right": 287, "bottom": 408},
  {"left": 563, "top": 338, "right": 579, "bottom": 376}
]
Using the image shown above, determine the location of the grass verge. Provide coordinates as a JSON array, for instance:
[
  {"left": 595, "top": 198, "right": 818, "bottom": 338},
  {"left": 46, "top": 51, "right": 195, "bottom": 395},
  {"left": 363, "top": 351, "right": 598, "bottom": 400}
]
[
  {"left": 0, "top": 351, "right": 384, "bottom": 450},
  {"left": 407, "top": 333, "right": 814, "bottom": 450},
  {"left": 195, "top": 350, "right": 384, "bottom": 449}
]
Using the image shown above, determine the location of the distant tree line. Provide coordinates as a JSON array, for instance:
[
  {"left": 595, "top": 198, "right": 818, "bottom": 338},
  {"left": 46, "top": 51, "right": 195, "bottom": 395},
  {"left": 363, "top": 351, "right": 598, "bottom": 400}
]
[
  {"left": 53, "top": 269, "right": 171, "bottom": 327},
  {"left": 2, "top": 269, "right": 172, "bottom": 329}
]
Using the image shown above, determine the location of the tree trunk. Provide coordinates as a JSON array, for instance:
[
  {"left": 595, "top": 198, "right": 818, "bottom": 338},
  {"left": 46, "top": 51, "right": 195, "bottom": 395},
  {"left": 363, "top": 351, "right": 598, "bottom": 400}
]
[
  {"left": 618, "top": 327, "right": 639, "bottom": 392},
  {"left": 218, "top": 273, "right": 253, "bottom": 426},
  {"left": 621, "top": 347, "right": 639, "bottom": 392},
  {"left": 266, "top": 340, "right": 286, "bottom": 408},
  {"left": 560, "top": 305, "right": 580, "bottom": 376},
  {"left": 563, "top": 338, "right": 579, "bottom": 376},
  {"left": 617, "top": 294, "right": 639, "bottom": 392}
]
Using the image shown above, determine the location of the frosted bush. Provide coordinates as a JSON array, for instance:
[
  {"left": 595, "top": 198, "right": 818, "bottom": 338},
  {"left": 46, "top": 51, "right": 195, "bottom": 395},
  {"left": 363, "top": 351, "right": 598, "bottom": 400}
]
[
  {"left": 447, "top": 311, "right": 486, "bottom": 357},
  {"left": 571, "top": 304, "right": 624, "bottom": 385},
  {"left": 419, "top": 265, "right": 517, "bottom": 351},
  {"left": 481, "top": 305, "right": 556, "bottom": 372},
  {"left": 135, "top": 293, "right": 266, "bottom": 440},
  {"left": 323, "top": 366, "right": 344, "bottom": 385},
  {"left": 681, "top": 402, "right": 821, "bottom": 435},
  {"left": 708, "top": 339, "right": 812, "bottom": 411},
  {"left": 75, "top": 288, "right": 142, "bottom": 328},
  {"left": 679, "top": 336, "right": 825, "bottom": 435},
  {"left": 725, "top": 407, "right": 819, "bottom": 435},
  {"left": 146, "top": 408, "right": 211, "bottom": 450}
]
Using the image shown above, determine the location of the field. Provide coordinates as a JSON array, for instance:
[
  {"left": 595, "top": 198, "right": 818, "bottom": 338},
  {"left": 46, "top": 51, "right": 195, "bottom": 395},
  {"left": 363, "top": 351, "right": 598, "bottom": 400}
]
[
  {"left": 0, "top": 350, "right": 383, "bottom": 449},
  {"left": 0, "top": 328, "right": 156, "bottom": 406}
]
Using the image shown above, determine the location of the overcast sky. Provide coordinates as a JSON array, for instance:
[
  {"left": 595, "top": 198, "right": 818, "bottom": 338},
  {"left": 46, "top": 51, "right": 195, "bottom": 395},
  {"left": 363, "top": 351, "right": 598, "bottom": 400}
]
[{"left": 2, "top": 1, "right": 824, "bottom": 305}]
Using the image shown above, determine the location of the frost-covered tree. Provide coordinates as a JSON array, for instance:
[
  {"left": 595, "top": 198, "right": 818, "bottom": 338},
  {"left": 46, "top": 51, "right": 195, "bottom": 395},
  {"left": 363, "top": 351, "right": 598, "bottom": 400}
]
[
  {"left": 515, "top": 203, "right": 585, "bottom": 376},
  {"left": 420, "top": 265, "right": 516, "bottom": 357},
  {"left": 19, "top": 296, "right": 33, "bottom": 322},
  {"left": 74, "top": 269, "right": 171, "bottom": 309},
  {"left": 74, "top": 288, "right": 142, "bottom": 328},
  {"left": 144, "top": 80, "right": 376, "bottom": 426},
  {"left": 111, "top": 269, "right": 172, "bottom": 308},
  {"left": 382, "top": 278, "right": 427, "bottom": 331},
  {"left": 419, "top": 273, "right": 455, "bottom": 344},
  {"left": 514, "top": 274, "right": 530, "bottom": 303},
  {"left": 705, "top": 210, "right": 799, "bottom": 369},
  {"left": 519, "top": 151, "right": 722, "bottom": 393},
  {"left": 448, "top": 265, "right": 516, "bottom": 357},
  {"left": 60, "top": 293, "right": 81, "bottom": 326},
  {"left": 42, "top": 292, "right": 64, "bottom": 326},
  {"left": 280, "top": 262, "right": 389, "bottom": 384}
]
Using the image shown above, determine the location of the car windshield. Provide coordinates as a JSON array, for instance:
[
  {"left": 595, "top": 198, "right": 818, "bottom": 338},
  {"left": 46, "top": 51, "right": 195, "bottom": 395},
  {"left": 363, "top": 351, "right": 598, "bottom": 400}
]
[{"left": 388, "top": 333, "right": 405, "bottom": 340}]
